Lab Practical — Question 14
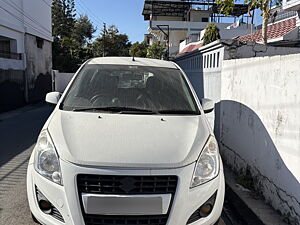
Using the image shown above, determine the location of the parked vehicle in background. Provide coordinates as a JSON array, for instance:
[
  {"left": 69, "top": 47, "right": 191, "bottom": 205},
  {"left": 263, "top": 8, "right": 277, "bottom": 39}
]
[{"left": 27, "top": 57, "right": 225, "bottom": 225}]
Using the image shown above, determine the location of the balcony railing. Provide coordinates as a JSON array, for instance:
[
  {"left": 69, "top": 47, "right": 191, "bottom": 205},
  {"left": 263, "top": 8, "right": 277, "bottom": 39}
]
[{"left": 0, "top": 50, "right": 22, "bottom": 60}]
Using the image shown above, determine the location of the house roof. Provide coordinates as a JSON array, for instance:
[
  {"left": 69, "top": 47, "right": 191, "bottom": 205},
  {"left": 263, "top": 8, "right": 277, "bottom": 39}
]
[
  {"left": 179, "top": 42, "right": 204, "bottom": 55},
  {"left": 236, "top": 17, "right": 297, "bottom": 42}
]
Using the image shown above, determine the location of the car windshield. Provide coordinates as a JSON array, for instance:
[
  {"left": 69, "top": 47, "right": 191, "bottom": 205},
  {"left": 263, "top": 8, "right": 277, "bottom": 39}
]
[{"left": 61, "top": 64, "right": 200, "bottom": 115}]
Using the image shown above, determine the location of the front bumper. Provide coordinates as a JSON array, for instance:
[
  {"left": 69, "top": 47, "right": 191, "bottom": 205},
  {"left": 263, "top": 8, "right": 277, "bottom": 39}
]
[{"left": 27, "top": 159, "right": 225, "bottom": 225}]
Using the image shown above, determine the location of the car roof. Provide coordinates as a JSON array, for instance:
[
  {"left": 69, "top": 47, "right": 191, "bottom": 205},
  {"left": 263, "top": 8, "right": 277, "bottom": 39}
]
[{"left": 88, "top": 57, "right": 178, "bottom": 69}]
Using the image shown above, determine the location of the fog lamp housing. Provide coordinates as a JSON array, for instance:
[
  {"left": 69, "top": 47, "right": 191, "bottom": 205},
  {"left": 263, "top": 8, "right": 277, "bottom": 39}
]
[{"left": 186, "top": 191, "right": 218, "bottom": 224}]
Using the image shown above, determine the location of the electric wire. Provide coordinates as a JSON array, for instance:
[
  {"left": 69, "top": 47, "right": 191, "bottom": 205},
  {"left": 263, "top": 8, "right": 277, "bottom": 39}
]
[
  {"left": 0, "top": 5, "right": 50, "bottom": 38},
  {"left": 1, "top": 0, "right": 51, "bottom": 34}
]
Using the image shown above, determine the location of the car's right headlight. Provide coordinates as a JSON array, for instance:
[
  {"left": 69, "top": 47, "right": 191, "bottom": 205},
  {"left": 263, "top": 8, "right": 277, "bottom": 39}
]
[
  {"left": 34, "top": 130, "right": 63, "bottom": 185},
  {"left": 190, "top": 136, "right": 220, "bottom": 188}
]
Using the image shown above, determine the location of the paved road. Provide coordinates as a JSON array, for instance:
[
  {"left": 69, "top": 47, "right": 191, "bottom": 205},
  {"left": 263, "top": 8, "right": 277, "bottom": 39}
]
[{"left": 0, "top": 105, "right": 231, "bottom": 225}]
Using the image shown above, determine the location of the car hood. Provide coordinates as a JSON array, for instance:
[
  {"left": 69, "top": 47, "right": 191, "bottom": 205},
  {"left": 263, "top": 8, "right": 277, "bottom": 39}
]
[{"left": 47, "top": 110, "right": 210, "bottom": 168}]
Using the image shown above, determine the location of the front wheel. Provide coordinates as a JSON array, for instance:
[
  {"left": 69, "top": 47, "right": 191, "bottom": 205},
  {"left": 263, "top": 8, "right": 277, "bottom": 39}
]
[
  {"left": 31, "top": 213, "right": 40, "bottom": 224},
  {"left": 214, "top": 218, "right": 220, "bottom": 225}
]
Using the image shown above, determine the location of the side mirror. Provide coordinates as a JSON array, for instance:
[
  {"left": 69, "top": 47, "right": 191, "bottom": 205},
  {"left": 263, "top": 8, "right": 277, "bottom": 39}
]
[
  {"left": 201, "top": 98, "right": 215, "bottom": 114},
  {"left": 46, "top": 92, "right": 61, "bottom": 105}
]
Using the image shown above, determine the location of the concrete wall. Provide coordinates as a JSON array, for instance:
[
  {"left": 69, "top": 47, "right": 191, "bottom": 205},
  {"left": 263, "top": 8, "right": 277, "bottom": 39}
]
[
  {"left": 53, "top": 71, "right": 75, "bottom": 93},
  {"left": 220, "top": 54, "right": 300, "bottom": 224},
  {"left": 175, "top": 41, "right": 300, "bottom": 223},
  {"left": 0, "top": 57, "right": 24, "bottom": 70},
  {"left": 0, "top": 0, "right": 52, "bottom": 41},
  {"left": 0, "top": 69, "right": 25, "bottom": 113},
  {"left": 175, "top": 44, "right": 224, "bottom": 133},
  {"left": 25, "top": 33, "right": 52, "bottom": 102}
]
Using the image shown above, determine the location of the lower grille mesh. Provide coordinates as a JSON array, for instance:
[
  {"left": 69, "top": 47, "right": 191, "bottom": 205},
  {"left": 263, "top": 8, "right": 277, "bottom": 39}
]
[{"left": 83, "top": 214, "right": 169, "bottom": 225}]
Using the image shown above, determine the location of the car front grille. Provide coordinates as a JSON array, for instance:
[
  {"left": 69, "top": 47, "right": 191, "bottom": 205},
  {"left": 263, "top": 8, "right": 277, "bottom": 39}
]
[
  {"left": 77, "top": 174, "right": 178, "bottom": 195},
  {"left": 77, "top": 175, "right": 178, "bottom": 225}
]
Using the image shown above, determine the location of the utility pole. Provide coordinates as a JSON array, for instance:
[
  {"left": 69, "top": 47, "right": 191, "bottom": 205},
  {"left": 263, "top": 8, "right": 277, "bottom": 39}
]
[{"left": 103, "top": 23, "right": 106, "bottom": 57}]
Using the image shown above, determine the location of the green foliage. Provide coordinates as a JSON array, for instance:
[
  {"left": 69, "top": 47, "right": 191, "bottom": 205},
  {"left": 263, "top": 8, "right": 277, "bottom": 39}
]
[
  {"left": 52, "top": 0, "right": 76, "bottom": 38},
  {"left": 130, "top": 42, "right": 149, "bottom": 58},
  {"left": 201, "top": 23, "right": 221, "bottom": 45},
  {"left": 52, "top": 0, "right": 96, "bottom": 72},
  {"left": 92, "top": 25, "right": 132, "bottom": 57},
  {"left": 216, "top": 0, "right": 281, "bottom": 44},
  {"left": 147, "top": 43, "right": 166, "bottom": 59},
  {"left": 73, "top": 15, "right": 96, "bottom": 46},
  {"left": 52, "top": 1, "right": 167, "bottom": 72}
]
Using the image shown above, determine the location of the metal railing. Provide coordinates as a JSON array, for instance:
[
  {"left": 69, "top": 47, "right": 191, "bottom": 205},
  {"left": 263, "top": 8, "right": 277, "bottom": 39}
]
[{"left": 0, "top": 50, "right": 22, "bottom": 60}]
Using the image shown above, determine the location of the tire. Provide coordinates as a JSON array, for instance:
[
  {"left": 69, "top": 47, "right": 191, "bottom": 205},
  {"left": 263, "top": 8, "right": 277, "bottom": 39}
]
[
  {"left": 31, "top": 213, "right": 40, "bottom": 224},
  {"left": 214, "top": 218, "right": 220, "bottom": 225}
]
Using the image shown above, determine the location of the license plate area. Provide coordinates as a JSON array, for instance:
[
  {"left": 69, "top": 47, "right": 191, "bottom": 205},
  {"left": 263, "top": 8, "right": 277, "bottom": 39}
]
[{"left": 82, "top": 193, "right": 172, "bottom": 215}]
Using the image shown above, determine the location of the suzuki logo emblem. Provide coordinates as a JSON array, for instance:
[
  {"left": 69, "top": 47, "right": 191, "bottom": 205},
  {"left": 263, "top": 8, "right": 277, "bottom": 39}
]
[{"left": 120, "top": 177, "right": 136, "bottom": 193}]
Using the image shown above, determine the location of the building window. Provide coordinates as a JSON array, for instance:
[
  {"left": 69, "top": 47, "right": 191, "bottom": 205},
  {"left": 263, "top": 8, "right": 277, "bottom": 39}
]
[
  {"left": 36, "top": 37, "right": 44, "bottom": 49},
  {"left": 210, "top": 54, "right": 212, "bottom": 68},
  {"left": 202, "top": 18, "right": 209, "bottom": 22},
  {"left": 203, "top": 55, "right": 206, "bottom": 68},
  {"left": 0, "top": 40, "right": 10, "bottom": 53}
]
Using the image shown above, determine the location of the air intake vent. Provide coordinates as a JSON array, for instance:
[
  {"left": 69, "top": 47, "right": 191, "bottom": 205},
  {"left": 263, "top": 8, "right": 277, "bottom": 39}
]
[{"left": 35, "top": 186, "right": 65, "bottom": 223}]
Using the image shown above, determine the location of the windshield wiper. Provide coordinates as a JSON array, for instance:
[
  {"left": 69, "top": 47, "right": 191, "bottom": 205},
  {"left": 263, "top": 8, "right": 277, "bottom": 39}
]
[
  {"left": 73, "top": 106, "right": 159, "bottom": 114},
  {"left": 158, "top": 109, "right": 199, "bottom": 115}
]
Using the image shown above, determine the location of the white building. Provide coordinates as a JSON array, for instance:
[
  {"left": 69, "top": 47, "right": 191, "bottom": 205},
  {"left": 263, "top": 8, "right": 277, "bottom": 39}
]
[
  {"left": 283, "top": 0, "right": 300, "bottom": 25},
  {"left": 0, "top": 0, "right": 52, "bottom": 112},
  {"left": 142, "top": 0, "right": 253, "bottom": 57}
]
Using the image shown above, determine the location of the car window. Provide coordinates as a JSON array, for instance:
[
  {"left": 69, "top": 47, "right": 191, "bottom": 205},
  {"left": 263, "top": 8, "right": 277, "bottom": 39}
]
[{"left": 62, "top": 64, "right": 200, "bottom": 115}]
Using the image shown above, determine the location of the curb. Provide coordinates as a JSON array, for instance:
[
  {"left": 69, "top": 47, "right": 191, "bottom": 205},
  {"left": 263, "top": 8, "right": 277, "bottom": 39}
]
[{"left": 224, "top": 166, "right": 287, "bottom": 225}]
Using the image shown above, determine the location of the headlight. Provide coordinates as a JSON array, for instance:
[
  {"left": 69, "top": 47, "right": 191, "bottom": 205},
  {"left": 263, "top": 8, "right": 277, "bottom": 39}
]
[
  {"left": 34, "top": 130, "right": 63, "bottom": 185},
  {"left": 191, "top": 136, "right": 220, "bottom": 188}
]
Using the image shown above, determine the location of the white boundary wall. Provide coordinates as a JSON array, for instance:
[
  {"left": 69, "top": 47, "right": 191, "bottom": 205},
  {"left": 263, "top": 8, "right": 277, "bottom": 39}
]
[
  {"left": 53, "top": 71, "right": 75, "bottom": 93},
  {"left": 220, "top": 54, "right": 300, "bottom": 224}
]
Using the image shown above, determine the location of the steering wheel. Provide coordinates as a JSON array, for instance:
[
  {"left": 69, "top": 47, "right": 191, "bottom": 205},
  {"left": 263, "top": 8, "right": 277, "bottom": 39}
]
[
  {"left": 135, "top": 90, "right": 156, "bottom": 109},
  {"left": 90, "top": 94, "right": 121, "bottom": 107},
  {"left": 90, "top": 94, "right": 107, "bottom": 105}
]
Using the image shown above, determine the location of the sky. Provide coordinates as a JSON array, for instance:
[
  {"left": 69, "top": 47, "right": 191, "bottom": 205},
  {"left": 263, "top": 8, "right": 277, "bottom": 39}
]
[
  {"left": 74, "top": 0, "right": 262, "bottom": 43},
  {"left": 74, "top": 0, "right": 148, "bottom": 43}
]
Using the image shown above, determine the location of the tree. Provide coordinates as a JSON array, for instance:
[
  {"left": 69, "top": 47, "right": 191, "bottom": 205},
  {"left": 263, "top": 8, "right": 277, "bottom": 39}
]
[
  {"left": 147, "top": 43, "right": 166, "bottom": 59},
  {"left": 93, "top": 25, "right": 132, "bottom": 57},
  {"left": 130, "top": 42, "right": 149, "bottom": 58},
  {"left": 201, "top": 23, "right": 221, "bottom": 45},
  {"left": 216, "top": 0, "right": 280, "bottom": 45},
  {"left": 52, "top": 1, "right": 96, "bottom": 72},
  {"left": 73, "top": 15, "right": 96, "bottom": 46},
  {"left": 52, "top": 0, "right": 76, "bottom": 38},
  {"left": 52, "top": 0, "right": 77, "bottom": 72}
]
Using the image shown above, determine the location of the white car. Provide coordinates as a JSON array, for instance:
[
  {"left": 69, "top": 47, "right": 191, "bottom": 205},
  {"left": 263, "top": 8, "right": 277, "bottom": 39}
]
[{"left": 27, "top": 57, "right": 225, "bottom": 225}]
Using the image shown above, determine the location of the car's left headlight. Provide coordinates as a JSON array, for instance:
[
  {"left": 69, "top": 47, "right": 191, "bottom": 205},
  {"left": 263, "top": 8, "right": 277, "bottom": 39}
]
[
  {"left": 34, "top": 130, "right": 63, "bottom": 185},
  {"left": 191, "top": 136, "right": 220, "bottom": 188}
]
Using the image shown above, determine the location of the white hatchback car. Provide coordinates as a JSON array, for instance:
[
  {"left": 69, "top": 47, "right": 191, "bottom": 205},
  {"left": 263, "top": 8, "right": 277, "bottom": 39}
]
[{"left": 27, "top": 57, "right": 224, "bottom": 225}]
